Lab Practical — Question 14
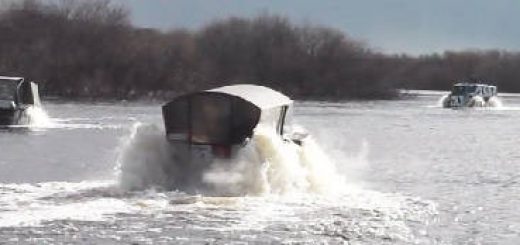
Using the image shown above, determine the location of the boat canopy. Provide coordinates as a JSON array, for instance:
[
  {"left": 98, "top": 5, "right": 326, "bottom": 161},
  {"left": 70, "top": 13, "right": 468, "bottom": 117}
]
[
  {"left": 208, "top": 85, "right": 292, "bottom": 109},
  {"left": 0, "top": 77, "right": 41, "bottom": 107},
  {"left": 162, "top": 84, "right": 292, "bottom": 145},
  {"left": 451, "top": 83, "right": 497, "bottom": 96},
  {"left": 0, "top": 76, "right": 24, "bottom": 81}
]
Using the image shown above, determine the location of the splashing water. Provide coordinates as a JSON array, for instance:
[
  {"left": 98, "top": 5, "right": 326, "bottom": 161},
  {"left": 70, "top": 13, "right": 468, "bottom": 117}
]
[
  {"left": 112, "top": 122, "right": 437, "bottom": 243},
  {"left": 24, "top": 106, "right": 53, "bottom": 127},
  {"left": 203, "top": 126, "right": 346, "bottom": 195},
  {"left": 469, "top": 96, "right": 485, "bottom": 107},
  {"left": 5, "top": 106, "right": 53, "bottom": 129},
  {"left": 436, "top": 94, "right": 504, "bottom": 108},
  {"left": 116, "top": 123, "right": 173, "bottom": 191},
  {"left": 116, "top": 123, "right": 347, "bottom": 196},
  {"left": 487, "top": 96, "right": 503, "bottom": 107},
  {"left": 437, "top": 94, "right": 449, "bottom": 107}
]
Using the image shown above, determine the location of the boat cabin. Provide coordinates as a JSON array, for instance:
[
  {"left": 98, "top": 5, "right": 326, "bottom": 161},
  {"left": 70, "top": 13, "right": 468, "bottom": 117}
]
[
  {"left": 450, "top": 83, "right": 497, "bottom": 99},
  {"left": 0, "top": 76, "right": 41, "bottom": 125},
  {"left": 162, "top": 84, "right": 292, "bottom": 158}
]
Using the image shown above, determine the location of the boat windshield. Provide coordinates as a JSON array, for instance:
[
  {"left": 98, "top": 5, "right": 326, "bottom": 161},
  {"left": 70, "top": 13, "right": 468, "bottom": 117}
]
[
  {"left": 0, "top": 80, "right": 19, "bottom": 101},
  {"left": 452, "top": 85, "right": 477, "bottom": 95}
]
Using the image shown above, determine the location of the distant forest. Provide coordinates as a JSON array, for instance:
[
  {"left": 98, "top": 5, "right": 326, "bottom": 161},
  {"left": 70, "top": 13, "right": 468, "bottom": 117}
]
[{"left": 1, "top": 0, "right": 520, "bottom": 100}]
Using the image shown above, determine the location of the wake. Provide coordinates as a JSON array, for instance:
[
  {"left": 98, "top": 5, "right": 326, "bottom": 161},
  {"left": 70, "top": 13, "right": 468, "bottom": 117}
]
[{"left": 436, "top": 94, "right": 504, "bottom": 108}]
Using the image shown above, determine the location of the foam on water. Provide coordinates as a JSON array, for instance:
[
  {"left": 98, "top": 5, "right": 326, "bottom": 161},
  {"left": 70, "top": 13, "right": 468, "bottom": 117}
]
[
  {"left": 0, "top": 179, "right": 437, "bottom": 243},
  {"left": 0, "top": 106, "right": 119, "bottom": 131},
  {"left": 0, "top": 181, "right": 130, "bottom": 227},
  {"left": 10, "top": 107, "right": 127, "bottom": 130}
]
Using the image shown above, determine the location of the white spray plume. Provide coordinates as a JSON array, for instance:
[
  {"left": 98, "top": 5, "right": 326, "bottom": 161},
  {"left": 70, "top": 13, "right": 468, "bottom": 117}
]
[
  {"left": 487, "top": 96, "right": 503, "bottom": 107},
  {"left": 437, "top": 94, "right": 449, "bottom": 108},
  {"left": 116, "top": 123, "right": 172, "bottom": 191},
  {"left": 21, "top": 106, "right": 53, "bottom": 128},
  {"left": 116, "top": 123, "right": 350, "bottom": 196}
]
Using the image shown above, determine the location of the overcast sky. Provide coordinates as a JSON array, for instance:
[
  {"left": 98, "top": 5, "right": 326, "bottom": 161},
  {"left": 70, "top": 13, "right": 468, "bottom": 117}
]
[{"left": 114, "top": 0, "right": 520, "bottom": 55}]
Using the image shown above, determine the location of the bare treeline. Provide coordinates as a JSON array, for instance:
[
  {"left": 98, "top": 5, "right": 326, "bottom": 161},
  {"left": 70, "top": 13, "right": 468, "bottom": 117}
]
[
  {"left": 0, "top": 0, "right": 397, "bottom": 99},
  {"left": 388, "top": 51, "right": 520, "bottom": 93},
  {"left": 1, "top": 0, "right": 519, "bottom": 100}
]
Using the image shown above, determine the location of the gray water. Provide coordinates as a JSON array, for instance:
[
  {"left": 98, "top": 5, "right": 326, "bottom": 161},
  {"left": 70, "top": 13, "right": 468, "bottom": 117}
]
[{"left": 0, "top": 92, "right": 519, "bottom": 244}]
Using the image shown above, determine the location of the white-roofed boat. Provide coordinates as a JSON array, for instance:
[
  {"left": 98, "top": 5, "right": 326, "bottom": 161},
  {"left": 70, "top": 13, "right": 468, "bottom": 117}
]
[
  {"left": 162, "top": 84, "right": 305, "bottom": 162},
  {"left": 442, "top": 82, "right": 498, "bottom": 108}
]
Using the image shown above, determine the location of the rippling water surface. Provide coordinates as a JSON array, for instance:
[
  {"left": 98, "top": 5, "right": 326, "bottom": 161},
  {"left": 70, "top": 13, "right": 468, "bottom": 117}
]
[{"left": 1, "top": 93, "right": 519, "bottom": 244}]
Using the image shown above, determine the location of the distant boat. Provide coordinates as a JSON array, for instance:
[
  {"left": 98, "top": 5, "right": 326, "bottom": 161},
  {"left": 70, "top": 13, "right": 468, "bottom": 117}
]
[
  {"left": 0, "top": 76, "right": 42, "bottom": 126},
  {"left": 162, "top": 84, "right": 306, "bottom": 162},
  {"left": 442, "top": 82, "right": 498, "bottom": 108}
]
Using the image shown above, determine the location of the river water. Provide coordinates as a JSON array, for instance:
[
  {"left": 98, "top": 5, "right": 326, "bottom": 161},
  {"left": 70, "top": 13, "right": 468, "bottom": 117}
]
[{"left": 0, "top": 92, "right": 519, "bottom": 244}]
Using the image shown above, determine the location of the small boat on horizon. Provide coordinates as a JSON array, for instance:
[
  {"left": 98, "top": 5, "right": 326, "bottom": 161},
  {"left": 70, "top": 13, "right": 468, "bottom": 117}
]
[{"left": 442, "top": 82, "right": 499, "bottom": 108}]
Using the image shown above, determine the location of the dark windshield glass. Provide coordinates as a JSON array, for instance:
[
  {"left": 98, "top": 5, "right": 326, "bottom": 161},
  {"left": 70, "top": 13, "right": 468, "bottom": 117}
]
[
  {"left": 190, "top": 94, "right": 231, "bottom": 144},
  {"left": 452, "top": 85, "right": 476, "bottom": 95},
  {"left": 0, "top": 80, "right": 18, "bottom": 100}
]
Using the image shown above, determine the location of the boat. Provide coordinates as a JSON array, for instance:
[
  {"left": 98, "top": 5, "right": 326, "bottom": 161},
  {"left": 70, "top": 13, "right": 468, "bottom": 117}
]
[
  {"left": 442, "top": 82, "right": 498, "bottom": 108},
  {"left": 162, "top": 84, "right": 305, "bottom": 162},
  {"left": 0, "top": 76, "right": 41, "bottom": 126}
]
